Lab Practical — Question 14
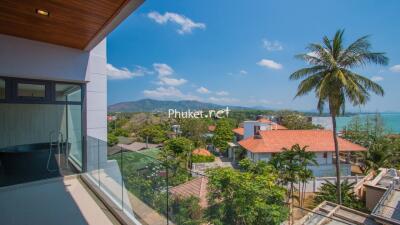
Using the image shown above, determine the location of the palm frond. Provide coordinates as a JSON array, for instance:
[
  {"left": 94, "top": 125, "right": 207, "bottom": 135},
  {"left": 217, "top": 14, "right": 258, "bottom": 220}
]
[
  {"left": 294, "top": 72, "right": 324, "bottom": 97},
  {"left": 289, "top": 66, "right": 325, "bottom": 80}
]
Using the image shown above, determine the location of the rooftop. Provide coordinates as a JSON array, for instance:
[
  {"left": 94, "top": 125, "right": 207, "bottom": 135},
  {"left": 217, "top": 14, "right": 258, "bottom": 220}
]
[
  {"left": 170, "top": 176, "right": 209, "bottom": 208},
  {"left": 296, "top": 201, "right": 378, "bottom": 225},
  {"left": 192, "top": 148, "right": 212, "bottom": 156},
  {"left": 239, "top": 130, "right": 366, "bottom": 153},
  {"left": 371, "top": 171, "right": 400, "bottom": 225}
]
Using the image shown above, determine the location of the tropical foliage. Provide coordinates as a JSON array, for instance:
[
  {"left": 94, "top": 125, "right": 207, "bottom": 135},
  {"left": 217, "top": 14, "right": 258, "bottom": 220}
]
[
  {"left": 170, "top": 196, "right": 204, "bottom": 225},
  {"left": 191, "top": 154, "right": 215, "bottom": 163},
  {"left": 290, "top": 29, "right": 388, "bottom": 203},
  {"left": 281, "top": 114, "right": 322, "bottom": 130},
  {"left": 315, "top": 179, "right": 367, "bottom": 212},
  {"left": 180, "top": 118, "right": 209, "bottom": 147},
  {"left": 212, "top": 118, "right": 234, "bottom": 152},
  {"left": 206, "top": 167, "right": 288, "bottom": 225},
  {"left": 138, "top": 124, "right": 168, "bottom": 144},
  {"left": 269, "top": 144, "right": 317, "bottom": 223},
  {"left": 343, "top": 114, "right": 400, "bottom": 172}
]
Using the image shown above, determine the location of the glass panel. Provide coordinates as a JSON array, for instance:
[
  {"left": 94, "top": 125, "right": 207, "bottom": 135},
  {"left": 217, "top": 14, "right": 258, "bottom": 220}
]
[
  {"left": 17, "top": 83, "right": 45, "bottom": 98},
  {"left": 67, "top": 104, "right": 82, "bottom": 167},
  {"left": 0, "top": 78, "right": 5, "bottom": 99},
  {"left": 56, "top": 83, "right": 81, "bottom": 102}
]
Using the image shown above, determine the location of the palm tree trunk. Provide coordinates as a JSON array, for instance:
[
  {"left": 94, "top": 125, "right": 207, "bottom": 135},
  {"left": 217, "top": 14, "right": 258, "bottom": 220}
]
[
  {"left": 290, "top": 182, "right": 294, "bottom": 225},
  {"left": 332, "top": 115, "right": 342, "bottom": 205}
]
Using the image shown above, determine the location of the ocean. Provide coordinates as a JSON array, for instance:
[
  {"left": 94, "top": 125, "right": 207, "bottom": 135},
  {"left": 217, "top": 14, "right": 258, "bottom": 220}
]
[{"left": 336, "top": 113, "right": 400, "bottom": 134}]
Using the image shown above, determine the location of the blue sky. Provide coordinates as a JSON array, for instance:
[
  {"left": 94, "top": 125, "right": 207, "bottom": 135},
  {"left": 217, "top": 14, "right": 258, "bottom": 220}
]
[{"left": 107, "top": 0, "right": 400, "bottom": 112}]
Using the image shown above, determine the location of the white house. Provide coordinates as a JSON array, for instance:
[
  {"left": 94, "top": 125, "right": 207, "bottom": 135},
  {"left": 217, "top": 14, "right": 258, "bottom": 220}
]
[{"left": 237, "top": 121, "right": 366, "bottom": 177}]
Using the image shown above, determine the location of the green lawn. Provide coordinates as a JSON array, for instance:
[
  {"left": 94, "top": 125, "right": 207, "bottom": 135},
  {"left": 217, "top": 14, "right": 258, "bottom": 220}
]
[{"left": 108, "top": 148, "right": 161, "bottom": 172}]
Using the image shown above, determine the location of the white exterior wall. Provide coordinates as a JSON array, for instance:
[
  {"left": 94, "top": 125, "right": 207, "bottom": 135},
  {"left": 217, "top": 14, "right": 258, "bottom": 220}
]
[
  {"left": 243, "top": 121, "right": 273, "bottom": 139},
  {"left": 314, "top": 152, "right": 333, "bottom": 165},
  {"left": 247, "top": 151, "right": 346, "bottom": 177},
  {"left": 0, "top": 34, "right": 107, "bottom": 142}
]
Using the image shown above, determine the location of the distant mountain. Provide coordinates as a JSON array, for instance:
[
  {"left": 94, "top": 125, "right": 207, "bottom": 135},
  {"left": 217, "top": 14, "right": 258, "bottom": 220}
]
[{"left": 108, "top": 99, "right": 251, "bottom": 112}]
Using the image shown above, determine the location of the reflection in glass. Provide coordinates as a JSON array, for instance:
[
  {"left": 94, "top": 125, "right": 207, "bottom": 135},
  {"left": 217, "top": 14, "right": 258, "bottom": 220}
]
[
  {"left": 0, "top": 79, "right": 5, "bottom": 99},
  {"left": 17, "top": 83, "right": 45, "bottom": 98},
  {"left": 67, "top": 104, "right": 82, "bottom": 167},
  {"left": 56, "top": 83, "right": 81, "bottom": 102}
]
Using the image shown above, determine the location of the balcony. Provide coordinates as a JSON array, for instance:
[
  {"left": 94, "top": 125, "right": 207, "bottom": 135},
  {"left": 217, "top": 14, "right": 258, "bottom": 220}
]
[{"left": 0, "top": 175, "right": 116, "bottom": 225}]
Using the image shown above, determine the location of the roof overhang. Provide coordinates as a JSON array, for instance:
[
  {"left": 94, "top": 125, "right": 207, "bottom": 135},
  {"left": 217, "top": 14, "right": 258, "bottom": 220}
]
[{"left": 0, "top": 0, "right": 144, "bottom": 50}]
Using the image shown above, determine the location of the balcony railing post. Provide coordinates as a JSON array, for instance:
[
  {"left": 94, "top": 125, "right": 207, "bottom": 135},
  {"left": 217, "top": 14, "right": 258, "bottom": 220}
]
[
  {"left": 98, "top": 139, "right": 100, "bottom": 187},
  {"left": 121, "top": 146, "right": 124, "bottom": 211},
  {"left": 166, "top": 162, "right": 169, "bottom": 225}
]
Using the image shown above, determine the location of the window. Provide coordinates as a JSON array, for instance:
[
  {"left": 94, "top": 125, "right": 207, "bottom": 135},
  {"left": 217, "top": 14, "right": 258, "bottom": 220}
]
[
  {"left": 55, "top": 83, "right": 81, "bottom": 102},
  {"left": 0, "top": 79, "right": 5, "bottom": 99},
  {"left": 17, "top": 83, "right": 46, "bottom": 98},
  {"left": 254, "top": 125, "right": 260, "bottom": 135},
  {"left": 323, "top": 152, "right": 328, "bottom": 158}
]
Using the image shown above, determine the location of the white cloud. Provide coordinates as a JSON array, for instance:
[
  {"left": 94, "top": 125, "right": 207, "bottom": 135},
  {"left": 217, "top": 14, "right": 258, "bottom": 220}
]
[
  {"left": 152, "top": 63, "right": 187, "bottom": 86},
  {"left": 148, "top": 11, "right": 206, "bottom": 34},
  {"left": 390, "top": 65, "right": 400, "bottom": 73},
  {"left": 216, "top": 91, "right": 229, "bottom": 96},
  {"left": 262, "top": 39, "right": 283, "bottom": 51},
  {"left": 257, "top": 59, "right": 283, "bottom": 70},
  {"left": 239, "top": 70, "right": 248, "bottom": 75},
  {"left": 371, "top": 76, "right": 384, "bottom": 82},
  {"left": 106, "top": 64, "right": 152, "bottom": 80},
  {"left": 307, "top": 51, "right": 318, "bottom": 58},
  {"left": 196, "top": 86, "right": 211, "bottom": 94},
  {"left": 208, "top": 97, "right": 239, "bottom": 104},
  {"left": 153, "top": 63, "right": 174, "bottom": 76},
  {"left": 158, "top": 77, "right": 187, "bottom": 86},
  {"left": 143, "top": 87, "right": 199, "bottom": 100}
]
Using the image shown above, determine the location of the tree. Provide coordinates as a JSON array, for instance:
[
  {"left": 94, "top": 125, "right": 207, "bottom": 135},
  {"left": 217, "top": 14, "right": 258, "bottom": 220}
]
[
  {"left": 212, "top": 118, "right": 234, "bottom": 152},
  {"left": 171, "top": 196, "right": 204, "bottom": 225},
  {"left": 269, "top": 144, "right": 317, "bottom": 224},
  {"left": 180, "top": 118, "right": 209, "bottom": 147},
  {"left": 290, "top": 29, "right": 388, "bottom": 204},
  {"left": 361, "top": 140, "right": 391, "bottom": 173},
  {"left": 281, "top": 114, "right": 322, "bottom": 130},
  {"left": 107, "top": 133, "right": 118, "bottom": 146},
  {"left": 138, "top": 124, "right": 168, "bottom": 144},
  {"left": 315, "top": 179, "right": 366, "bottom": 212},
  {"left": 206, "top": 167, "right": 288, "bottom": 225},
  {"left": 160, "top": 137, "right": 194, "bottom": 184}
]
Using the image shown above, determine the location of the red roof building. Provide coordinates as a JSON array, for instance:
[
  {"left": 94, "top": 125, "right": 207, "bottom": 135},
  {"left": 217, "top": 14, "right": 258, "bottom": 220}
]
[
  {"left": 192, "top": 148, "right": 212, "bottom": 156},
  {"left": 169, "top": 177, "right": 208, "bottom": 208},
  {"left": 238, "top": 130, "right": 366, "bottom": 153}
]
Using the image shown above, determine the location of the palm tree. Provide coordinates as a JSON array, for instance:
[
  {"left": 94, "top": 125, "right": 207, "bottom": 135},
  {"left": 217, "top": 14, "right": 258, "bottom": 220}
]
[
  {"left": 290, "top": 29, "right": 388, "bottom": 204},
  {"left": 297, "top": 147, "right": 318, "bottom": 207},
  {"left": 361, "top": 141, "right": 391, "bottom": 173}
]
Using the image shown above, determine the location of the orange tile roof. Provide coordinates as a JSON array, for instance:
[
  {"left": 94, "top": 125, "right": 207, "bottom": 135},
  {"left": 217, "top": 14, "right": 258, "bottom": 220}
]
[
  {"left": 170, "top": 177, "right": 208, "bottom": 208},
  {"left": 257, "top": 118, "right": 272, "bottom": 123},
  {"left": 208, "top": 125, "right": 216, "bottom": 132},
  {"left": 192, "top": 148, "right": 212, "bottom": 156},
  {"left": 233, "top": 127, "right": 244, "bottom": 135},
  {"left": 238, "top": 130, "right": 366, "bottom": 153}
]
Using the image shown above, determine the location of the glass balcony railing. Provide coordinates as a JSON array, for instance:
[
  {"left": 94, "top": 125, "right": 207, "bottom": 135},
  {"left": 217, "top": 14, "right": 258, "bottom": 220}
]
[{"left": 82, "top": 136, "right": 206, "bottom": 225}]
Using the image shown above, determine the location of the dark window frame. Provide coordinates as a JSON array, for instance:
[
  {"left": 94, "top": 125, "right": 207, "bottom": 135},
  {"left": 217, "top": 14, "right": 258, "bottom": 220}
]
[
  {"left": 54, "top": 82, "right": 82, "bottom": 105},
  {"left": 0, "top": 76, "right": 84, "bottom": 105},
  {"left": 15, "top": 79, "right": 50, "bottom": 102},
  {"left": 0, "top": 77, "right": 6, "bottom": 101}
]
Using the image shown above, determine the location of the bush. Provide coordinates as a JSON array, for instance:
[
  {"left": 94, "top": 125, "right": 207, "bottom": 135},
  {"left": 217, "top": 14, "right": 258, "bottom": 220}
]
[
  {"left": 108, "top": 133, "right": 118, "bottom": 146},
  {"left": 192, "top": 154, "right": 215, "bottom": 163}
]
